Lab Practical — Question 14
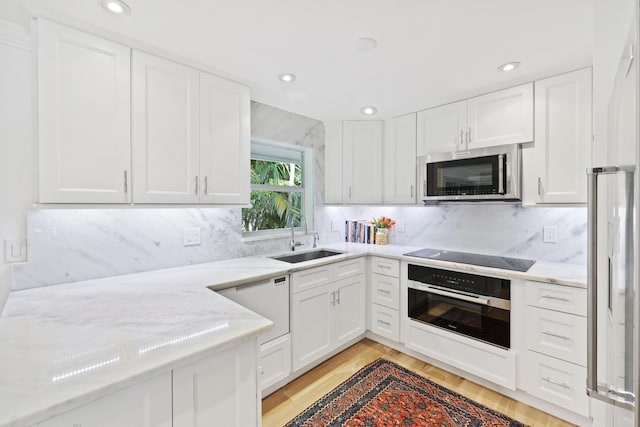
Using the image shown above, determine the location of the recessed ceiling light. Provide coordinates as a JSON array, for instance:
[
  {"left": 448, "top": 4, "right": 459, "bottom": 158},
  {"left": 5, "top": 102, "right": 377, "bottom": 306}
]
[
  {"left": 498, "top": 62, "right": 521, "bottom": 72},
  {"left": 278, "top": 73, "right": 296, "bottom": 83},
  {"left": 355, "top": 37, "right": 378, "bottom": 53},
  {"left": 360, "top": 106, "right": 378, "bottom": 116},
  {"left": 99, "top": 0, "right": 131, "bottom": 16}
]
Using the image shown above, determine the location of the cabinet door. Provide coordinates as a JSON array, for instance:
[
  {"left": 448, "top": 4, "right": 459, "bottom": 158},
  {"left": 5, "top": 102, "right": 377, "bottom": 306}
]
[
  {"left": 324, "top": 122, "right": 343, "bottom": 203},
  {"left": 173, "top": 339, "right": 258, "bottom": 427},
  {"left": 132, "top": 51, "right": 200, "bottom": 203},
  {"left": 199, "top": 73, "right": 250, "bottom": 204},
  {"left": 39, "top": 373, "right": 172, "bottom": 427},
  {"left": 342, "top": 121, "right": 382, "bottom": 204},
  {"left": 38, "top": 20, "right": 131, "bottom": 203},
  {"left": 524, "top": 68, "right": 592, "bottom": 204},
  {"left": 291, "top": 284, "right": 332, "bottom": 371},
  {"left": 332, "top": 275, "right": 365, "bottom": 348},
  {"left": 467, "top": 83, "right": 533, "bottom": 149},
  {"left": 416, "top": 101, "right": 466, "bottom": 155},
  {"left": 383, "top": 113, "right": 417, "bottom": 204}
]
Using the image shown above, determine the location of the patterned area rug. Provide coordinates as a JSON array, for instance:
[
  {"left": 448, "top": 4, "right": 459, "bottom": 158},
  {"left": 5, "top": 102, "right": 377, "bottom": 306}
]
[{"left": 285, "top": 359, "right": 526, "bottom": 426}]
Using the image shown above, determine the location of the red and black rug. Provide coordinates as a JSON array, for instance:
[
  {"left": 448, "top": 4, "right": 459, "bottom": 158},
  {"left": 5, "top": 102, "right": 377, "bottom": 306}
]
[{"left": 285, "top": 359, "right": 526, "bottom": 426}]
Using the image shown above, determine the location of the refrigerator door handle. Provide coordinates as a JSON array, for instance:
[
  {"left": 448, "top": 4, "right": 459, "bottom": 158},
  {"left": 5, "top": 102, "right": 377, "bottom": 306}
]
[{"left": 587, "top": 165, "right": 636, "bottom": 408}]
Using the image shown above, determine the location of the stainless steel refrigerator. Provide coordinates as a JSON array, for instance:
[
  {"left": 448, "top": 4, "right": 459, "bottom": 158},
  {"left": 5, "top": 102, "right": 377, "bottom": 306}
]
[{"left": 588, "top": 2, "right": 640, "bottom": 425}]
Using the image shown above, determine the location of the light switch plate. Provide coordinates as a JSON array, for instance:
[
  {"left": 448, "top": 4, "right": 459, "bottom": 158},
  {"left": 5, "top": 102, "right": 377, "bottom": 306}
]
[
  {"left": 183, "top": 228, "right": 201, "bottom": 246},
  {"left": 543, "top": 226, "right": 558, "bottom": 243},
  {"left": 4, "top": 239, "right": 28, "bottom": 262}
]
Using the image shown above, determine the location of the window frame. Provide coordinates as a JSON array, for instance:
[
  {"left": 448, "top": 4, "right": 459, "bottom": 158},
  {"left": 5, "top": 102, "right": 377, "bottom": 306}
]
[{"left": 241, "top": 138, "right": 314, "bottom": 240}]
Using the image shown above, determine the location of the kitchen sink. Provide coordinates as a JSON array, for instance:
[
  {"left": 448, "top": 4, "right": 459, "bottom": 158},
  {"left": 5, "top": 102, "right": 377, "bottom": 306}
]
[{"left": 271, "top": 249, "right": 343, "bottom": 264}]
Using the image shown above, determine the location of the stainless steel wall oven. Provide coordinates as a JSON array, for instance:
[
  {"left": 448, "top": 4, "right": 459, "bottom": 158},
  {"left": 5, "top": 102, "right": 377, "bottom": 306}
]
[{"left": 408, "top": 264, "right": 511, "bottom": 348}]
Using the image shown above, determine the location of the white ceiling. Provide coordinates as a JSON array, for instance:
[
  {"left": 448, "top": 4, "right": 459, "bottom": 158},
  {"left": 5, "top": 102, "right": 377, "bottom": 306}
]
[{"left": 20, "top": 0, "right": 593, "bottom": 123}]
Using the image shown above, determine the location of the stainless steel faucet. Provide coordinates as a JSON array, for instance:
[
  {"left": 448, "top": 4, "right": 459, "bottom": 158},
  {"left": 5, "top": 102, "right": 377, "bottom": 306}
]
[
  {"left": 290, "top": 213, "right": 308, "bottom": 251},
  {"left": 313, "top": 232, "right": 320, "bottom": 248}
]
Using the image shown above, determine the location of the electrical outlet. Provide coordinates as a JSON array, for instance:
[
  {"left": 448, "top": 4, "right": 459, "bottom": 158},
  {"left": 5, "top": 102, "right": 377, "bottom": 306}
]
[
  {"left": 543, "top": 226, "right": 558, "bottom": 243},
  {"left": 4, "top": 239, "right": 27, "bottom": 262},
  {"left": 396, "top": 219, "right": 406, "bottom": 233},
  {"left": 330, "top": 220, "right": 339, "bottom": 232},
  {"left": 183, "top": 228, "right": 201, "bottom": 246}
]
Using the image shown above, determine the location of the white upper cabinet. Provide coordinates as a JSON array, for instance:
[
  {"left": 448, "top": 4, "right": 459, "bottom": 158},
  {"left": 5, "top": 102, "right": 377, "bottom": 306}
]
[
  {"left": 466, "top": 83, "right": 534, "bottom": 149},
  {"left": 324, "top": 122, "right": 343, "bottom": 204},
  {"left": 416, "top": 101, "right": 466, "bottom": 156},
  {"left": 199, "top": 73, "right": 250, "bottom": 204},
  {"left": 132, "top": 51, "right": 200, "bottom": 204},
  {"left": 383, "top": 113, "right": 417, "bottom": 204},
  {"left": 342, "top": 121, "right": 382, "bottom": 204},
  {"left": 132, "top": 52, "right": 250, "bottom": 204},
  {"left": 38, "top": 20, "right": 131, "bottom": 203},
  {"left": 522, "top": 68, "right": 592, "bottom": 205},
  {"left": 417, "top": 84, "right": 533, "bottom": 155}
]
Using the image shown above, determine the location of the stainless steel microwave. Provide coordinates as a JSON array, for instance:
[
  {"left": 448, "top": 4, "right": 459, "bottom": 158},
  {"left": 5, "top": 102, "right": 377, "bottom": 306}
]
[{"left": 420, "top": 144, "right": 521, "bottom": 203}]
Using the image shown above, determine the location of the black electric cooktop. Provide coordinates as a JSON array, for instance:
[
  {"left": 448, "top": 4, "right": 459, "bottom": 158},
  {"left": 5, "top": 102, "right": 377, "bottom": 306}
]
[{"left": 403, "top": 248, "right": 536, "bottom": 272}]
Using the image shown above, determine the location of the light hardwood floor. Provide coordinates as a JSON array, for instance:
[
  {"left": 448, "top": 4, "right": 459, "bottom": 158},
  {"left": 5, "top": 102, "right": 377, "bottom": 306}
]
[{"left": 262, "top": 339, "right": 576, "bottom": 427}]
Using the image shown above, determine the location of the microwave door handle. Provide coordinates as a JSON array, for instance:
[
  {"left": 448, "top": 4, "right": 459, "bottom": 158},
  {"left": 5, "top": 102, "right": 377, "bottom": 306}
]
[{"left": 498, "top": 154, "right": 505, "bottom": 194}]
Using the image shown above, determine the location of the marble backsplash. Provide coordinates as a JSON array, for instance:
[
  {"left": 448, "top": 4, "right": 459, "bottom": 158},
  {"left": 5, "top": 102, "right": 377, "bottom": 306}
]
[
  {"left": 11, "top": 102, "right": 588, "bottom": 290},
  {"left": 11, "top": 203, "right": 587, "bottom": 290}
]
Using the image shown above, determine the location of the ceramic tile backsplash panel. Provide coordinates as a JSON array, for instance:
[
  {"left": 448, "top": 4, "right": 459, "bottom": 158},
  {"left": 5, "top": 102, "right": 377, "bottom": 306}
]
[{"left": 12, "top": 102, "right": 588, "bottom": 290}]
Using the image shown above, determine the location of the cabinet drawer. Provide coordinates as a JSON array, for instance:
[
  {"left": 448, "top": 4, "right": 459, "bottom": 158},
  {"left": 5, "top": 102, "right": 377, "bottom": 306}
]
[
  {"left": 291, "top": 265, "right": 333, "bottom": 293},
  {"left": 371, "top": 257, "right": 400, "bottom": 277},
  {"left": 370, "top": 304, "right": 399, "bottom": 342},
  {"left": 525, "top": 306, "right": 586, "bottom": 366},
  {"left": 405, "top": 320, "right": 516, "bottom": 390},
  {"left": 523, "top": 351, "right": 589, "bottom": 416},
  {"left": 259, "top": 334, "right": 291, "bottom": 392},
  {"left": 371, "top": 273, "right": 400, "bottom": 309},
  {"left": 334, "top": 258, "right": 365, "bottom": 280},
  {"left": 525, "top": 281, "right": 587, "bottom": 316}
]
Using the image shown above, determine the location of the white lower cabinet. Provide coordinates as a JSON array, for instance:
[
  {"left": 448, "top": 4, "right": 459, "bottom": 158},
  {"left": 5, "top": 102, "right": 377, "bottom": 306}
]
[
  {"left": 522, "top": 350, "right": 589, "bottom": 416},
  {"left": 291, "top": 260, "right": 365, "bottom": 372},
  {"left": 39, "top": 339, "right": 258, "bottom": 427},
  {"left": 369, "top": 257, "right": 401, "bottom": 342},
  {"left": 38, "top": 373, "right": 172, "bottom": 427},
  {"left": 519, "top": 280, "right": 588, "bottom": 417},
  {"left": 259, "top": 334, "right": 292, "bottom": 392},
  {"left": 405, "top": 320, "right": 517, "bottom": 390},
  {"left": 173, "top": 339, "right": 258, "bottom": 427},
  {"left": 370, "top": 303, "right": 400, "bottom": 341}
]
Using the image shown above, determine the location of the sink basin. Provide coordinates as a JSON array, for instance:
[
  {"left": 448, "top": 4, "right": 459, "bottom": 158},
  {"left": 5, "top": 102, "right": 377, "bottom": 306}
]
[{"left": 271, "top": 250, "right": 343, "bottom": 264}]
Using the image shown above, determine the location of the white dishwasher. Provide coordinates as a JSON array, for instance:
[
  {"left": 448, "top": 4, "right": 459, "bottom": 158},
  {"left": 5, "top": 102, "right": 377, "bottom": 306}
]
[{"left": 218, "top": 276, "right": 289, "bottom": 345}]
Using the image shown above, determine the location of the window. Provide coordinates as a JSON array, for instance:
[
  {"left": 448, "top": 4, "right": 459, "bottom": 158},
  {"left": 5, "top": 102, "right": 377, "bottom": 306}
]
[{"left": 242, "top": 140, "right": 313, "bottom": 237}]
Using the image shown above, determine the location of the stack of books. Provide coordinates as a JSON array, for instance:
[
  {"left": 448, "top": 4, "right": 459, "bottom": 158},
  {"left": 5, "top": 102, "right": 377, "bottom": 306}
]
[{"left": 345, "top": 219, "right": 378, "bottom": 244}]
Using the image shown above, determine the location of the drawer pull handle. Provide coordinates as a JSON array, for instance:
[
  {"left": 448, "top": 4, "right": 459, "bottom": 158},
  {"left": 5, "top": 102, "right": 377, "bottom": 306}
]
[
  {"left": 542, "top": 331, "right": 571, "bottom": 341},
  {"left": 542, "top": 377, "right": 571, "bottom": 390},
  {"left": 378, "top": 264, "right": 391, "bottom": 269},
  {"left": 377, "top": 320, "right": 391, "bottom": 326},
  {"left": 378, "top": 289, "right": 391, "bottom": 294},
  {"left": 541, "top": 294, "right": 571, "bottom": 302}
]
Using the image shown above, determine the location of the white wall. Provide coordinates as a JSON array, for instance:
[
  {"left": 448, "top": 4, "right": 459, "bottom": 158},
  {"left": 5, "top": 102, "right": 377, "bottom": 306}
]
[{"left": 0, "top": 17, "right": 34, "bottom": 307}]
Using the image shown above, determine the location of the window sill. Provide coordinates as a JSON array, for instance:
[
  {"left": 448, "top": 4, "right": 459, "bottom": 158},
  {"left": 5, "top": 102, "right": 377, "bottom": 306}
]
[{"left": 241, "top": 229, "right": 316, "bottom": 242}]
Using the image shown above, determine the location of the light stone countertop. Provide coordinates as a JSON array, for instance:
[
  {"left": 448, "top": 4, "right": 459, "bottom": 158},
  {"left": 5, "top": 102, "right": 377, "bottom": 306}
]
[{"left": 0, "top": 243, "right": 586, "bottom": 426}]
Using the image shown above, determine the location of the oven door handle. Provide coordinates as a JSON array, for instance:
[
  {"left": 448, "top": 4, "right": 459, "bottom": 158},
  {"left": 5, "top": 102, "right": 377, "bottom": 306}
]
[{"left": 409, "top": 281, "right": 490, "bottom": 306}]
